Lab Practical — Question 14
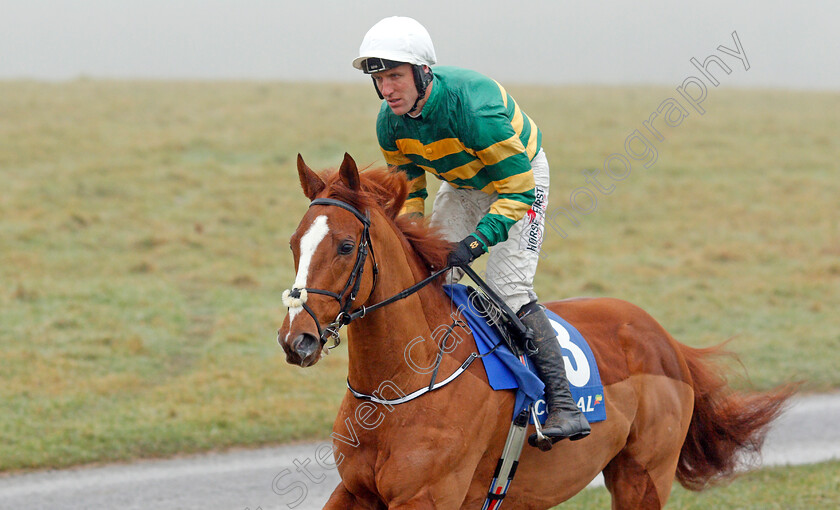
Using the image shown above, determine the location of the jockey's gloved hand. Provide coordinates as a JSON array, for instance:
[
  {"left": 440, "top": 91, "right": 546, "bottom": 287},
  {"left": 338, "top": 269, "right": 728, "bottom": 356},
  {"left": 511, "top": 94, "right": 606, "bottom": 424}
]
[{"left": 447, "top": 234, "right": 487, "bottom": 267}]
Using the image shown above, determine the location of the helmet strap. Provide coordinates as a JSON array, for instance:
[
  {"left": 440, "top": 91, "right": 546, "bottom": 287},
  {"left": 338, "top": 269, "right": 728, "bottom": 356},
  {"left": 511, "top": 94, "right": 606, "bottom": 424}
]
[
  {"left": 407, "top": 65, "right": 433, "bottom": 115},
  {"left": 371, "top": 76, "right": 384, "bottom": 100}
]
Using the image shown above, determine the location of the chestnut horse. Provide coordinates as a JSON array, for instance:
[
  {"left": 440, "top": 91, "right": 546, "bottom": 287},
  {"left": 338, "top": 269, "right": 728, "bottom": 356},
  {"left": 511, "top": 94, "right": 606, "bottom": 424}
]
[{"left": 278, "top": 154, "right": 792, "bottom": 509}]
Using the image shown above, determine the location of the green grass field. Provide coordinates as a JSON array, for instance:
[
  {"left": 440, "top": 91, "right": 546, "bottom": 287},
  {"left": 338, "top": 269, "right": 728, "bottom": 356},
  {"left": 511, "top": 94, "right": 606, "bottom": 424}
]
[
  {"left": 1, "top": 80, "right": 838, "bottom": 477},
  {"left": 555, "top": 460, "right": 840, "bottom": 509}
]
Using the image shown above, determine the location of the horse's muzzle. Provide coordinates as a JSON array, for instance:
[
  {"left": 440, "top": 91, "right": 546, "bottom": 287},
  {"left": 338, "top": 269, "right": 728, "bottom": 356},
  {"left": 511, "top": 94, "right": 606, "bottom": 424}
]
[{"left": 282, "top": 331, "right": 322, "bottom": 367}]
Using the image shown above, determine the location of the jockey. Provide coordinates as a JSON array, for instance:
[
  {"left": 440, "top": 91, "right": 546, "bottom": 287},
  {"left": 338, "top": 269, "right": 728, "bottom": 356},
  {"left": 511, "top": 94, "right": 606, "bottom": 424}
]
[{"left": 353, "top": 16, "right": 590, "bottom": 448}]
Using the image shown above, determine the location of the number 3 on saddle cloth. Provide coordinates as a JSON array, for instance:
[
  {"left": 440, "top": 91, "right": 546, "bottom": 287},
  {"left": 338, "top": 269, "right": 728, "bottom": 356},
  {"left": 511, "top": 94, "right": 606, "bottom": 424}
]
[{"left": 444, "top": 284, "right": 607, "bottom": 424}]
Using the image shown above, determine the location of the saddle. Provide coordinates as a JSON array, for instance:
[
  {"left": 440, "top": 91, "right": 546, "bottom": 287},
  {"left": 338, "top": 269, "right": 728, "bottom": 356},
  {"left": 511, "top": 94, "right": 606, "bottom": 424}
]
[{"left": 444, "top": 284, "right": 606, "bottom": 424}]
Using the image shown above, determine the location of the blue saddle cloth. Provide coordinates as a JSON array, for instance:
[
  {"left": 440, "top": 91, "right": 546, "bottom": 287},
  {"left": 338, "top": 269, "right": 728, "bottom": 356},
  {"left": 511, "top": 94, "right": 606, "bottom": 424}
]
[{"left": 444, "top": 284, "right": 606, "bottom": 423}]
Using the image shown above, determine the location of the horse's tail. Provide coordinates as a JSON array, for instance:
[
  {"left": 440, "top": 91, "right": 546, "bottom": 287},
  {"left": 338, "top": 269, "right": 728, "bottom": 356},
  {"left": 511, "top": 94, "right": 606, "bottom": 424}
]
[{"left": 675, "top": 342, "right": 796, "bottom": 491}]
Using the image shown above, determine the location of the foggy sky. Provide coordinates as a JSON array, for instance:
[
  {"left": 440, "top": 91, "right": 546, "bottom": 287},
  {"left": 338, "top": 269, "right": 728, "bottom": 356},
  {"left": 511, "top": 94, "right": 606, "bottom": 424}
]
[{"left": 2, "top": 0, "right": 839, "bottom": 90}]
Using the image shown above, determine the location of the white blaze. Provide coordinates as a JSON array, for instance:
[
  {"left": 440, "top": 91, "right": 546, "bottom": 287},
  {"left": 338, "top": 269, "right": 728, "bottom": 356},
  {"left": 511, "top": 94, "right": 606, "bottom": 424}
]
[{"left": 287, "top": 215, "right": 329, "bottom": 339}]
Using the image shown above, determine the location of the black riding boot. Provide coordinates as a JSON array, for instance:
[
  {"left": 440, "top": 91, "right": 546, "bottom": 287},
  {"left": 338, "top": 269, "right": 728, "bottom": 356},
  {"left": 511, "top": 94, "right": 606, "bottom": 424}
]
[{"left": 518, "top": 302, "right": 591, "bottom": 451}]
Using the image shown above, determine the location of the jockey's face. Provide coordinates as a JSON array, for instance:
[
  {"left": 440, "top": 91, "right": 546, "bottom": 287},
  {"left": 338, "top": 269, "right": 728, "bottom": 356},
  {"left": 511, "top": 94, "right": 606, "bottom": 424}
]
[{"left": 373, "top": 63, "right": 426, "bottom": 116}]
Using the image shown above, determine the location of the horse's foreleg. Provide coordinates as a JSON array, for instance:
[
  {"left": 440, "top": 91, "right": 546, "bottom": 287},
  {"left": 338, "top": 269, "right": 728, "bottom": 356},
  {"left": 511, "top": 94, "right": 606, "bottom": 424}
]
[
  {"left": 324, "top": 481, "right": 385, "bottom": 510},
  {"left": 379, "top": 475, "right": 475, "bottom": 509},
  {"left": 385, "top": 489, "right": 455, "bottom": 510}
]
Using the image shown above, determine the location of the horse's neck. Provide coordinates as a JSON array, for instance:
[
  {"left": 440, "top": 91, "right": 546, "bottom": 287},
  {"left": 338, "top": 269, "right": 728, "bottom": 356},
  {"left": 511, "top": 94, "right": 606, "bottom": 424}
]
[{"left": 345, "top": 224, "right": 460, "bottom": 394}]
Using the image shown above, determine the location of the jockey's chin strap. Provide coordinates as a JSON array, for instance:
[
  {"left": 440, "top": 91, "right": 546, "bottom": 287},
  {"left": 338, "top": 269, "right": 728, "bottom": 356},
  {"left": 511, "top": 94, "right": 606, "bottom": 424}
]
[{"left": 283, "top": 198, "right": 379, "bottom": 349}]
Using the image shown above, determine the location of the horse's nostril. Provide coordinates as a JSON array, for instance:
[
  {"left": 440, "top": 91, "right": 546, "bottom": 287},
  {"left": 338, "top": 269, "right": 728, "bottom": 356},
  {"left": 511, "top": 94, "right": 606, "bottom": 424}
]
[{"left": 292, "top": 333, "right": 320, "bottom": 364}]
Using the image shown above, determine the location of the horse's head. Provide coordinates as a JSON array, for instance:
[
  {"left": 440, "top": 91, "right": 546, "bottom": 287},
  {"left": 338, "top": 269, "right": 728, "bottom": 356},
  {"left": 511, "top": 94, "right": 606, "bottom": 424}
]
[
  {"left": 277, "top": 153, "right": 451, "bottom": 367},
  {"left": 277, "top": 153, "right": 390, "bottom": 367}
]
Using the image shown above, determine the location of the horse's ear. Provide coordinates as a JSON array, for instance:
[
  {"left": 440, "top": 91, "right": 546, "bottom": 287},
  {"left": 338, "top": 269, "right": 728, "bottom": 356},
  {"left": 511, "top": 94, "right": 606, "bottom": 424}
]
[
  {"left": 338, "top": 153, "right": 361, "bottom": 191},
  {"left": 297, "top": 154, "right": 326, "bottom": 200}
]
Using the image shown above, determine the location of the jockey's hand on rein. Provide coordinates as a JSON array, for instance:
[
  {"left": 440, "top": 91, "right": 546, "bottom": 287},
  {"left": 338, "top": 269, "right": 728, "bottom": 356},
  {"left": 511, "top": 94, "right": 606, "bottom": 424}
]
[{"left": 447, "top": 234, "right": 487, "bottom": 267}]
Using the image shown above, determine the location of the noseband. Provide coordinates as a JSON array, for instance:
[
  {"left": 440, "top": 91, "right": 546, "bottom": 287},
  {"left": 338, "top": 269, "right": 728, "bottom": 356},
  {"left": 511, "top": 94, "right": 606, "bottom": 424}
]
[{"left": 283, "top": 198, "right": 379, "bottom": 348}]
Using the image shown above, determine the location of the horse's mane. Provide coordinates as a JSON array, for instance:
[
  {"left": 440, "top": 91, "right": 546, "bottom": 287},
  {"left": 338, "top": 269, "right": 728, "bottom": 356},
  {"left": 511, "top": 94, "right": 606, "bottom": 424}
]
[{"left": 321, "top": 166, "right": 452, "bottom": 274}]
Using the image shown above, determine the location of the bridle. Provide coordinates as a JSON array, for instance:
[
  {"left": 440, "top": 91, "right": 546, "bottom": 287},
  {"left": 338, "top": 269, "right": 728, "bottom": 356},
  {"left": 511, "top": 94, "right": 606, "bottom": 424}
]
[
  {"left": 283, "top": 196, "right": 532, "bottom": 355},
  {"left": 283, "top": 198, "right": 379, "bottom": 348},
  {"left": 283, "top": 196, "right": 535, "bottom": 410}
]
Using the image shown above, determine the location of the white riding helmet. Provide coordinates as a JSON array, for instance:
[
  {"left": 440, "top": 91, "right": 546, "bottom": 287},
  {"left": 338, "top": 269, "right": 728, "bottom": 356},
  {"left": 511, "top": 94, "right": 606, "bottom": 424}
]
[{"left": 352, "top": 16, "right": 437, "bottom": 73}]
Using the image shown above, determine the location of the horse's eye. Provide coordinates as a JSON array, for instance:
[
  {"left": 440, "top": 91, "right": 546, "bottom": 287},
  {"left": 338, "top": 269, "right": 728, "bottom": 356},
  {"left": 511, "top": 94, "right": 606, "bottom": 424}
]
[{"left": 338, "top": 240, "right": 355, "bottom": 255}]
